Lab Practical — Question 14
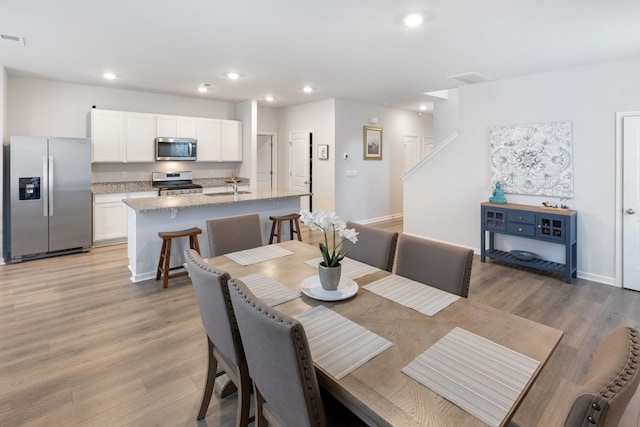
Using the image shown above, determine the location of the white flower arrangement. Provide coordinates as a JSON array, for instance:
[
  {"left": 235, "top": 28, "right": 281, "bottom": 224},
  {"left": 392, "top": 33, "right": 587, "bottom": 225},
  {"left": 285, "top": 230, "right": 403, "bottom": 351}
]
[{"left": 299, "top": 210, "right": 358, "bottom": 267}]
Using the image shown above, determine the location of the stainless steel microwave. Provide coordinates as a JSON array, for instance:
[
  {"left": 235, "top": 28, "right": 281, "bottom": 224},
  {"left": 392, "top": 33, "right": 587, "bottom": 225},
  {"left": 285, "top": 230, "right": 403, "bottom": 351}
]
[{"left": 155, "top": 137, "right": 197, "bottom": 161}]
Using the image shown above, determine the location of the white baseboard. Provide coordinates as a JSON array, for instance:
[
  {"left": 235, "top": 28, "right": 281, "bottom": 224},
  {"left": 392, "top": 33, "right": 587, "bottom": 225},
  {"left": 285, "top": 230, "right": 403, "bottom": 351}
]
[
  {"left": 357, "top": 213, "right": 403, "bottom": 225},
  {"left": 576, "top": 271, "right": 618, "bottom": 287}
]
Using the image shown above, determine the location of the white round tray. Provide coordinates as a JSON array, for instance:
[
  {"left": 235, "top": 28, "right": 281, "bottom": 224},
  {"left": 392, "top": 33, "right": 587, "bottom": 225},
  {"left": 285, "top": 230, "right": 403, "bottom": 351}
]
[{"left": 300, "top": 275, "right": 358, "bottom": 301}]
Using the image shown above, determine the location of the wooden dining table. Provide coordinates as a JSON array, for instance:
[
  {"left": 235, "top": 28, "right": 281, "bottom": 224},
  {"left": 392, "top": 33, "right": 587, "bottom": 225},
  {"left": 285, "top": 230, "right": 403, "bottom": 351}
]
[{"left": 204, "top": 240, "right": 563, "bottom": 427}]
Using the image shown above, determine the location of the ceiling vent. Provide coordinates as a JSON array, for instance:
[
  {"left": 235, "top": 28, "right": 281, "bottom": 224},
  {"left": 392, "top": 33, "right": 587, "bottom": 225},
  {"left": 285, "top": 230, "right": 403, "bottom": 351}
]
[
  {"left": 447, "top": 72, "right": 493, "bottom": 85},
  {"left": 1, "top": 34, "right": 26, "bottom": 46}
]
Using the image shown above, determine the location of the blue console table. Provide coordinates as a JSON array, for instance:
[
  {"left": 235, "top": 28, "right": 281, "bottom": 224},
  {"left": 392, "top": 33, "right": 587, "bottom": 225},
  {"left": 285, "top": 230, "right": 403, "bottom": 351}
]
[{"left": 480, "top": 202, "right": 577, "bottom": 283}]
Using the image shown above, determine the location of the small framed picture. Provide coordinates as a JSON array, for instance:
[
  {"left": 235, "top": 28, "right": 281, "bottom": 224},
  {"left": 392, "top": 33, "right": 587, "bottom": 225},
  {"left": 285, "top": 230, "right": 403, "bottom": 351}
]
[
  {"left": 318, "top": 144, "right": 329, "bottom": 160},
  {"left": 363, "top": 126, "right": 383, "bottom": 160}
]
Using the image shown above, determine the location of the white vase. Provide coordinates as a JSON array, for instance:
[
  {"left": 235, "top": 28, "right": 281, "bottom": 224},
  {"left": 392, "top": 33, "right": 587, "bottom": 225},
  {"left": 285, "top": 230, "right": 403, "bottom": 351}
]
[{"left": 318, "top": 263, "right": 342, "bottom": 291}]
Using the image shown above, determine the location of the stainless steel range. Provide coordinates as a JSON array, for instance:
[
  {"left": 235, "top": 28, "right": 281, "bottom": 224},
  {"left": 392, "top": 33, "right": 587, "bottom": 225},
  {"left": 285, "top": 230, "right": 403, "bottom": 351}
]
[{"left": 152, "top": 171, "right": 202, "bottom": 196}]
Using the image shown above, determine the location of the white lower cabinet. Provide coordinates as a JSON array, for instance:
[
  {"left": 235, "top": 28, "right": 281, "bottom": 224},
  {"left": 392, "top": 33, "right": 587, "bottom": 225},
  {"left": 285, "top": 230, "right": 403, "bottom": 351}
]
[
  {"left": 93, "top": 191, "right": 158, "bottom": 245},
  {"left": 93, "top": 193, "right": 128, "bottom": 245}
]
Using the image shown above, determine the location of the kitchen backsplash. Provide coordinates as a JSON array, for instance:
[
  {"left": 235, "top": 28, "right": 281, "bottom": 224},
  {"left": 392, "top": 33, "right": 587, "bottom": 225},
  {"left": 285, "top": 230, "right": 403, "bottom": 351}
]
[{"left": 91, "top": 162, "right": 240, "bottom": 183}]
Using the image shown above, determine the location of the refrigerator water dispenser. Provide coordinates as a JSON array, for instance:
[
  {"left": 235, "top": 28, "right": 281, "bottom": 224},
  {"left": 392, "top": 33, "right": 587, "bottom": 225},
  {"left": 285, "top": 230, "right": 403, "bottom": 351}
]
[{"left": 19, "top": 177, "right": 40, "bottom": 200}]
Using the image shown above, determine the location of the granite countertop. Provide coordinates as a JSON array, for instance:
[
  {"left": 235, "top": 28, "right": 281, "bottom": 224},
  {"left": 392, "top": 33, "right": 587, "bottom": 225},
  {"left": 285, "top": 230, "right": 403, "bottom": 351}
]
[
  {"left": 92, "top": 177, "right": 250, "bottom": 194},
  {"left": 122, "top": 189, "right": 311, "bottom": 213}
]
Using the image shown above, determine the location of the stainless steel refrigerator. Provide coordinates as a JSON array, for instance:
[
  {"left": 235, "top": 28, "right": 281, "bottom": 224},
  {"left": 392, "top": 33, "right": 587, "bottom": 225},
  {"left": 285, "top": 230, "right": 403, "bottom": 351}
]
[{"left": 3, "top": 136, "right": 92, "bottom": 262}]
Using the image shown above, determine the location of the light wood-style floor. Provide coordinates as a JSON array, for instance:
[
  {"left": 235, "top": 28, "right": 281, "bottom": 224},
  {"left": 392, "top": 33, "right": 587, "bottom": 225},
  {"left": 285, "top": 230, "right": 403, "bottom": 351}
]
[{"left": 2, "top": 217, "right": 640, "bottom": 426}]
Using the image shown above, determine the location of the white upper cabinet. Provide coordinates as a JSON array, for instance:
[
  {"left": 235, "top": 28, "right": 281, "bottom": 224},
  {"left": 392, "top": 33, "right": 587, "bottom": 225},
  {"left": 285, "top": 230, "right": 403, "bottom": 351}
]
[
  {"left": 156, "top": 115, "right": 197, "bottom": 138},
  {"left": 125, "top": 112, "right": 156, "bottom": 162},
  {"left": 92, "top": 109, "right": 156, "bottom": 163},
  {"left": 156, "top": 115, "right": 176, "bottom": 137},
  {"left": 91, "top": 109, "right": 240, "bottom": 163},
  {"left": 177, "top": 117, "right": 197, "bottom": 138},
  {"left": 196, "top": 119, "right": 242, "bottom": 162},
  {"left": 196, "top": 118, "right": 222, "bottom": 162},
  {"left": 221, "top": 120, "right": 243, "bottom": 161},
  {"left": 91, "top": 109, "right": 125, "bottom": 162}
]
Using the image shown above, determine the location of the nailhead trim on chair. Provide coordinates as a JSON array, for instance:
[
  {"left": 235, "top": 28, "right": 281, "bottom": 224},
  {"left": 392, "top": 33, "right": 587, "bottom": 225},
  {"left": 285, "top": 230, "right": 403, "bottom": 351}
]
[
  {"left": 584, "top": 327, "right": 639, "bottom": 426},
  {"left": 185, "top": 250, "right": 246, "bottom": 364},
  {"left": 231, "top": 282, "right": 324, "bottom": 426}
]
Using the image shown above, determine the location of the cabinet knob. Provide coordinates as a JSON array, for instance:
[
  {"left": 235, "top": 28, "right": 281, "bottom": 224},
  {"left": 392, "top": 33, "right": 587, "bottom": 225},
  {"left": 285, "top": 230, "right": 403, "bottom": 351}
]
[
  {"left": 518, "top": 227, "right": 523, "bottom": 232},
  {"left": 627, "top": 209, "right": 636, "bottom": 215},
  {"left": 518, "top": 216, "right": 523, "bottom": 220},
  {"left": 537, "top": 225, "right": 541, "bottom": 228}
]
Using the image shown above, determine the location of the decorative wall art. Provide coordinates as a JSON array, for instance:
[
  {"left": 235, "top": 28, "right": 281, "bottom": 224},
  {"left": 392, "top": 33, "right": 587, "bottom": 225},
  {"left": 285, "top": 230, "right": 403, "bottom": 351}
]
[
  {"left": 364, "top": 126, "right": 383, "bottom": 160},
  {"left": 490, "top": 121, "right": 573, "bottom": 198}
]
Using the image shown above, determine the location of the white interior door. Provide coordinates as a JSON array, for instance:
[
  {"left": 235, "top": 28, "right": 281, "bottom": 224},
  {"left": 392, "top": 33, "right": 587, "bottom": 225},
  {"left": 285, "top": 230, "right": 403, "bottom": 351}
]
[
  {"left": 290, "top": 131, "right": 311, "bottom": 211},
  {"left": 623, "top": 116, "right": 640, "bottom": 289},
  {"left": 403, "top": 135, "right": 419, "bottom": 172},
  {"left": 423, "top": 136, "right": 435, "bottom": 156},
  {"left": 257, "top": 134, "right": 272, "bottom": 190}
]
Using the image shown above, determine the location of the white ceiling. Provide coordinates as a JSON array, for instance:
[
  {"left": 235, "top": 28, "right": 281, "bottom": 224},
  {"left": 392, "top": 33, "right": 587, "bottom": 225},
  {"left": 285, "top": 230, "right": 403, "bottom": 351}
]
[{"left": 2, "top": 0, "right": 640, "bottom": 112}]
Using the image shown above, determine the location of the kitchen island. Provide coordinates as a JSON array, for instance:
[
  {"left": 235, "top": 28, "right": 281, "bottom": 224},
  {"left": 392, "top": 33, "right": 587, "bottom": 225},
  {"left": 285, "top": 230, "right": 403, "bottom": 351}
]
[{"left": 123, "top": 189, "right": 310, "bottom": 282}]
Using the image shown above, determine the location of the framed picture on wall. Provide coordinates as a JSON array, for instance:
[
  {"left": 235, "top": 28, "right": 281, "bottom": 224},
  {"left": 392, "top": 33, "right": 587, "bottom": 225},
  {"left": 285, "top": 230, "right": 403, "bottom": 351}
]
[
  {"left": 318, "top": 144, "right": 329, "bottom": 160},
  {"left": 364, "top": 126, "right": 383, "bottom": 160}
]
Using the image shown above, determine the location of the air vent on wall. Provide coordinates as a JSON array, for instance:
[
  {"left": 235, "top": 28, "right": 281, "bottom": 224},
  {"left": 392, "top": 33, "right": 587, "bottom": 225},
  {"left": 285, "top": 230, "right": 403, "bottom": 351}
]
[
  {"left": 1, "top": 34, "right": 26, "bottom": 46},
  {"left": 447, "top": 72, "right": 493, "bottom": 85}
]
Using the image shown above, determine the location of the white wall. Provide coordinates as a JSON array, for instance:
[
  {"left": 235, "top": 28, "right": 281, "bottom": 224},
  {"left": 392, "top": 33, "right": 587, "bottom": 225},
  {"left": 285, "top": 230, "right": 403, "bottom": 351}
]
[
  {"left": 404, "top": 56, "right": 640, "bottom": 285},
  {"left": 7, "top": 76, "right": 238, "bottom": 138},
  {"left": 236, "top": 100, "right": 257, "bottom": 188},
  {"left": 433, "top": 88, "right": 459, "bottom": 144},
  {"left": 257, "top": 105, "right": 280, "bottom": 189},
  {"left": 335, "top": 98, "right": 430, "bottom": 222},
  {"left": 276, "top": 98, "right": 431, "bottom": 221},
  {"left": 6, "top": 76, "right": 249, "bottom": 183},
  {"left": 257, "top": 105, "right": 279, "bottom": 134},
  {"left": 278, "top": 99, "right": 336, "bottom": 212}
]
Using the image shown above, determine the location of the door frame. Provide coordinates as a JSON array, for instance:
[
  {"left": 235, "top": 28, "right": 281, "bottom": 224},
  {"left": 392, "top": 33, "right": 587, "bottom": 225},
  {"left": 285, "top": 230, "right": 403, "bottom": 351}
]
[
  {"left": 257, "top": 132, "right": 277, "bottom": 189},
  {"left": 615, "top": 111, "right": 640, "bottom": 287}
]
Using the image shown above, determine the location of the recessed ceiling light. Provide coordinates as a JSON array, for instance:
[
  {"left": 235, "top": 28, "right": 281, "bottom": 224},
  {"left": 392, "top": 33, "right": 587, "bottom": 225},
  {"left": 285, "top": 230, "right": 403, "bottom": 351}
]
[
  {"left": 227, "top": 72, "right": 240, "bottom": 80},
  {"left": 402, "top": 13, "right": 424, "bottom": 28},
  {"left": 419, "top": 105, "right": 427, "bottom": 111},
  {"left": 198, "top": 83, "right": 211, "bottom": 93},
  {"left": 303, "top": 86, "right": 313, "bottom": 93},
  {"left": 265, "top": 95, "right": 274, "bottom": 102},
  {"left": 102, "top": 72, "right": 117, "bottom": 80}
]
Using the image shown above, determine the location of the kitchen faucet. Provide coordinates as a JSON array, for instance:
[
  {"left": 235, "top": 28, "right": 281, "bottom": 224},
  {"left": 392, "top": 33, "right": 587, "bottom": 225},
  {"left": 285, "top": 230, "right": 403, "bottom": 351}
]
[{"left": 228, "top": 182, "right": 238, "bottom": 196}]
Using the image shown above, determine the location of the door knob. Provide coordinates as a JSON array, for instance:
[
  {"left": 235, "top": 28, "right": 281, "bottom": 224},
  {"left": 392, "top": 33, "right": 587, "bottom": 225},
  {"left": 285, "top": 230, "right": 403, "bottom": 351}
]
[
  {"left": 627, "top": 209, "right": 636, "bottom": 215},
  {"left": 304, "top": 181, "right": 309, "bottom": 185}
]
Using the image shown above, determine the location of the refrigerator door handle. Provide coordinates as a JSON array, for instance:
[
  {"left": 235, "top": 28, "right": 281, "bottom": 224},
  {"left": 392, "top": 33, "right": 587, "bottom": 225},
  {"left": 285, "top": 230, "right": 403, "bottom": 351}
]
[
  {"left": 48, "top": 156, "right": 54, "bottom": 216},
  {"left": 42, "top": 156, "right": 49, "bottom": 217}
]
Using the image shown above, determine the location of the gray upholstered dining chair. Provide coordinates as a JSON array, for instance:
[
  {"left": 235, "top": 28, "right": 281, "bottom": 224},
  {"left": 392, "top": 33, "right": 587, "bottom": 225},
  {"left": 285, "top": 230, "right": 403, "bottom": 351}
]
[
  {"left": 394, "top": 234, "right": 473, "bottom": 297},
  {"left": 228, "top": 278, "right": 366, "bottom": 427},
  {"left": 206, "top": 213, "right": 263, "bottom": 256},
  {"left": 562, "top": 326, "right": 640, "bottom": 427},
  {"left": 341, "top": 221, "right": 398, "bottom": 272},
  {"left": 184, "top": 249, "right": 251, "bottom": 426},
  {"left": 510, "top": 326, "right": 640, "bottom": 427}
]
